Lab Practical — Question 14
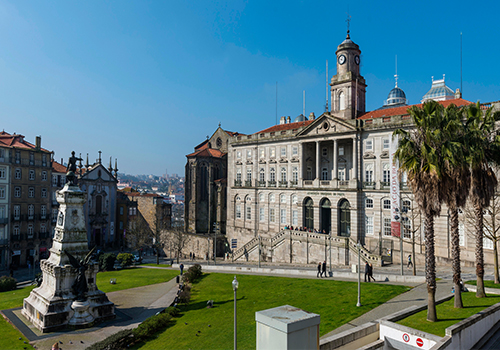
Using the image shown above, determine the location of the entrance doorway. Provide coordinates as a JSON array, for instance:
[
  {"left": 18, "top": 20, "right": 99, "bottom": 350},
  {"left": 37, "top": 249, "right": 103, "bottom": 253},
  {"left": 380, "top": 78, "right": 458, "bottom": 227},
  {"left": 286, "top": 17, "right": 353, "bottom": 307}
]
[
  {"left": 303, "top": 197, "right": 314, "bottom": 229},
  {"left": 320, "top": 198, "right": 331, "bottom": 234},
  {"left": 338, "top": 199, "right": 351, "bottom": 237}
]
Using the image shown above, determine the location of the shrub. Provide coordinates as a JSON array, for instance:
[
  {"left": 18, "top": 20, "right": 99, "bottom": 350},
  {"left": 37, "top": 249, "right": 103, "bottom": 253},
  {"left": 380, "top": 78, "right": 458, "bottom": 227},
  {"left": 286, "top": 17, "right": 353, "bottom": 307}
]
[
  {"left": 99, "top": 253, "right": 117, "bottom": 271},
  {"left": 182, "top": 264, "right": 202, "bottom": 283},
  {"left": 178, "top": 285, "right": 191, "bottom": 305},
  {"left": 133, "top": 311, "right": 173, "bottom": 341},
  {"left": 0, "top": 276, "right": 16, "bottom": 292},
  {"left": 87, "top": 329, "right": 133, "bottom": 350},
  {"left": 116, "top": 253, "right": 134, "bottom": 268}
]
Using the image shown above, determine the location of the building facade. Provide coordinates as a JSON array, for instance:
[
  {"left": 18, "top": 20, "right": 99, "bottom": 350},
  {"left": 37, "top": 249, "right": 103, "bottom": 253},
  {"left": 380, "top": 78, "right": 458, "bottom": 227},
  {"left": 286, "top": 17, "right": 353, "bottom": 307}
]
[{"left": 204, "top": 32, "right": 500, "bottom": 267}]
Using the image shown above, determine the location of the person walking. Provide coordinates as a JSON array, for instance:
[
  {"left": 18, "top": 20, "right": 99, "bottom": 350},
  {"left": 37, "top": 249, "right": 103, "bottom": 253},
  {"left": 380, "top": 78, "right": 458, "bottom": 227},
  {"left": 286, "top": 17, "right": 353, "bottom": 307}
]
[
  {"left": 407, "top": 254, "right": 413, "bottom": 268},
  {"left": 317, "top": 262, "right": 322, "bottom": 278},
  {"left": 364, "top": 262, "right": 370, "bottom": 282},
  {"left": 368, "top": 263, "right": 376, "bottom": 282},
  {"left": 180, "top": 263, "right": 184, "bottom": 275},
  {"left": 322, "top": 260, "right": 327, "bottom": 278}
]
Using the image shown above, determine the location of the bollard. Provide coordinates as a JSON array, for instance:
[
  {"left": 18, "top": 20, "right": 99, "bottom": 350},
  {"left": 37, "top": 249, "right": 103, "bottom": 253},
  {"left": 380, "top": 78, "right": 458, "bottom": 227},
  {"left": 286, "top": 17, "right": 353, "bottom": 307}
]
[{"left": 176, "top": 275, "right": 180, "bottom": 283}]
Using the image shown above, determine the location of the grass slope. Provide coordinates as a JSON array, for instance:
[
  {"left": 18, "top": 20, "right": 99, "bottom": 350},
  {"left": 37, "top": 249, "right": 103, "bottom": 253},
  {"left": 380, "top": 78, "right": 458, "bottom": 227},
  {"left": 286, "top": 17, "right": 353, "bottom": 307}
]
[
  {"left": 137, "top": 274, "right": 410, "bottom": 350},
  {"left": 397, "top": 292, "right": 500, "bottom": 337},
  {"left": 0, "top": 267, "right": 178, "bottom": 350},
  {"left": 464, "top": 280, "right": 500, "bottom": 289}
]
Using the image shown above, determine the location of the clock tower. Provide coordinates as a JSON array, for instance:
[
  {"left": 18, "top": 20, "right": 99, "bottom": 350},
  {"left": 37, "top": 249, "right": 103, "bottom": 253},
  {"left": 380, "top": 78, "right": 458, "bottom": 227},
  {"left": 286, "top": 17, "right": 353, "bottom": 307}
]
[{"left": 330, "top": 32, "right": 366, "bottom": 119}]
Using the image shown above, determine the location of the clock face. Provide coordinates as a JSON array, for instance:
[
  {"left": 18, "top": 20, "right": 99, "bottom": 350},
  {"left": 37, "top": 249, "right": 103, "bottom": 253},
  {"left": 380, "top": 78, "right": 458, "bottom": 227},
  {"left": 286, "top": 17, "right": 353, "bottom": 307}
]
[
  {"left": 338, "top": 55, "right": 346, "bottom": 65},
  {"left": 355, "top": 55, "right": 360, "bottom": 65}
]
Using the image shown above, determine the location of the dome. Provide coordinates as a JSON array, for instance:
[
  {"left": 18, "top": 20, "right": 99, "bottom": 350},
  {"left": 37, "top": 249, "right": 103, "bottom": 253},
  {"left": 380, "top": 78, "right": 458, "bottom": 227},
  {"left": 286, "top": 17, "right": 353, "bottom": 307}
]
[
  {"left": 383, "top": 86, "right": 408, "bottom": 107},
  {"left": 421, "top": 76, "right": 455, "bottom": 103},
  {"left": 294, "top": 114, "right": 308, "bottom": 123}
]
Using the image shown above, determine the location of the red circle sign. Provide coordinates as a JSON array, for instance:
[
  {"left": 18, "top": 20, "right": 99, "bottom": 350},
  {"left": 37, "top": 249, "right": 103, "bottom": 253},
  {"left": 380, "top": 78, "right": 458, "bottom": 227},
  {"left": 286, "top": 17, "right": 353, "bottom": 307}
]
[
  {"left": 402, "top": 333, "right": 410, "bottom": 342},
  {"left": 416, "top": 338, "right": 424, "bottom": 347}
]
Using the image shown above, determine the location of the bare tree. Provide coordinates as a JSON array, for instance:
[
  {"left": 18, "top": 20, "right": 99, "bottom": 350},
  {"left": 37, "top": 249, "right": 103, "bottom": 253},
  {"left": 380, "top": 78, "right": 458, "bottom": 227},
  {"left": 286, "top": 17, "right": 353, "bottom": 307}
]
[
  {"left": 127, "top": 214, "right": 152, "bottom": 254},
  {"left": 165, "top": 227, "right": 190, "bottom": 264}
]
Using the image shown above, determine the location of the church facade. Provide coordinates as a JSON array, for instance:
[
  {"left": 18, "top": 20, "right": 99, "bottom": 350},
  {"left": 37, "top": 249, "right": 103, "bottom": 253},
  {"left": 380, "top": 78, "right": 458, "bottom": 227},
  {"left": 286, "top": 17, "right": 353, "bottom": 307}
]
[{"left": 187, "top": 32, "right": 500, "bottom": 266}]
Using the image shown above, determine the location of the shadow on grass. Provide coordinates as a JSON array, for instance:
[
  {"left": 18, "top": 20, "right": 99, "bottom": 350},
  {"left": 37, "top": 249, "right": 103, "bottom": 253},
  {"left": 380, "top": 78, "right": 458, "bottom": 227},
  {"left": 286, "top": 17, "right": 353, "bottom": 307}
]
[{"left": 181, "top": 296, "right": 246, "bottom": 312}]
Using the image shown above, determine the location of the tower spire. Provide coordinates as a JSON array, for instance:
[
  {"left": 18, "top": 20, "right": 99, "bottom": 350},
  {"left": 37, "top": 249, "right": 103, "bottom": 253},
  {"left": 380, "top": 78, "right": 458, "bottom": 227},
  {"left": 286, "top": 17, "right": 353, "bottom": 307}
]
[
  {"left": 394, "top": 55, "right": 398, "bottom": 88},
  {"left": 325, "top": 60, "right": 329, "bottom": 112},
  {"left": 346, "top": 12, "right": 351, "bottom": 38}
]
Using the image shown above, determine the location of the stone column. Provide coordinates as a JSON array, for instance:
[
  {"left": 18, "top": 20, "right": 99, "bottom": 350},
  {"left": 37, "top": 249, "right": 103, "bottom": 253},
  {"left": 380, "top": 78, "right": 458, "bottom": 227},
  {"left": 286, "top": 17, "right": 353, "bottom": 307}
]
[
  {"left": 316, "top": 141, "right": 320, "bottom": 180},
  {"left": 333, "top": 139, "right": 338, "bottom": 180},
  {"left": 300, "top": 142, "right": 304, "bottom": 181},
  {"left": 352, "top": 136, "right": 358, "bottom": 180}
]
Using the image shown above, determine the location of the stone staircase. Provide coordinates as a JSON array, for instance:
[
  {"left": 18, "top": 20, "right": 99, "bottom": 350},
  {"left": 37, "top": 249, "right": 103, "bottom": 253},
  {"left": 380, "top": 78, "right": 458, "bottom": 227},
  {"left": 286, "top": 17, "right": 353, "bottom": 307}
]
[{"left": 232, "top": 229, "right": 383, "bottom": 266}]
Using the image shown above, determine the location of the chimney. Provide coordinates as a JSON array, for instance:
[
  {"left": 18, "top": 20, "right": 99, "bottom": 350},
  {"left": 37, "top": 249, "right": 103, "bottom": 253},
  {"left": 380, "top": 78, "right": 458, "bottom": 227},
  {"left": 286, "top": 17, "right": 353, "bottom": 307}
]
[
  {"left": 61, "top": 158, "right": 63, "bottom": 165},
  {"left": 35, "top": 136, "right": 41, "bottom": 150},
  {"left": 309, "top": 112, "right": 315, "bottom": 120},
  {"left": 455, "top": 88, "right": 462, "bottom": 99},
  {"left": 279, "top": 116, "right": 286, "bottom": 125},
  {"left": 287, "top": 116, "right": 291, "bottom": 124}
]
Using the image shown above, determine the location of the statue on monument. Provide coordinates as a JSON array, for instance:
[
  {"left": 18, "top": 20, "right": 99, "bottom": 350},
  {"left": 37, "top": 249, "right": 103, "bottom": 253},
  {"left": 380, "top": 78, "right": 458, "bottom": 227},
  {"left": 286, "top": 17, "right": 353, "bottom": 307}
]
[
  {"left": 64, "top": 247, "right": 96, "bottom": 302},
  {"left": 66, "top": 151, "right": 82, "bottom": 185}
]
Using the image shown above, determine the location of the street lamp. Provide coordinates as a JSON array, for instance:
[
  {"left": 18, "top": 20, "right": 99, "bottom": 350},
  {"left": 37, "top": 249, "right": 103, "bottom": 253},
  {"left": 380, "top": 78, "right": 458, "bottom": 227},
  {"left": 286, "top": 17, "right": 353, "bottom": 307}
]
[
  {"left": 356, "top": 241, "right": 361, "bottom": 307},
  {"left": 232, "top": 276, "right": 239, "bottom": 350}
]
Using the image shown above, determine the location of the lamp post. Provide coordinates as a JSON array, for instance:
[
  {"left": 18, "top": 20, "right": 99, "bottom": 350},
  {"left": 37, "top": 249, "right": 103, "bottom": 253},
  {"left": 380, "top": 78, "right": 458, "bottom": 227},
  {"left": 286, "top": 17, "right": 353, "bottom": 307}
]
[
  {"left": 329, "top": 230, "right": 332, "bottom": 276},
  {"left": 232, "top": 276, "right": 239, "bottom": 350},
  {"left": 356, "top": 241, "right": 361, "bottom": 307}
]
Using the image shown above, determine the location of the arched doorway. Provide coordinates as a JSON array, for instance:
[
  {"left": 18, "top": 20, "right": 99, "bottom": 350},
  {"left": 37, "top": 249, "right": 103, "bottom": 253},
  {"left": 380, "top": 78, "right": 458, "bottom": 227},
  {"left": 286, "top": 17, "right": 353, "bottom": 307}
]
[
  {"left": 338, "top": 199, "right": 350, "bottom": 237},
  {"left": 320, "top": 198, "right": 331, "bottom": 234},
  {"left": 303, "top": 197, "right": 314, "bottom": 229}
]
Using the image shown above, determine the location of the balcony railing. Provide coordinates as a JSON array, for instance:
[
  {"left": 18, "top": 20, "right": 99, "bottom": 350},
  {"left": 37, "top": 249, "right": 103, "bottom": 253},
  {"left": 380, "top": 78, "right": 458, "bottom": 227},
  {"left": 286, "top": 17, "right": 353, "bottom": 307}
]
[
  {"left": 304, "top": 180, "right": 313, "bottom": 185},
  {"left": 289, "top": 180, "right": 298, "bottom": 187},
  {"left": 234, "top": 180, "right": 242, "bottom": 187},
  {"left": 256, "top": 180, "right": 266, "bottom": 187},
  {"left": 279, "top": 181, "right": 287, "bottom": 188},
  {"left": 363, "top": 181, "right": 376, "bottom": 189},
  {"left": 39, "top": 214, "right": 48, "bottom": 220},
  {"left": 268, "top": 180, "right": 276, "bottom": 187},
  {"left": 380, "top": 181, "right": 390, "bottom": 189},
  {"left": 339, "top": 180, "right": 349, "bottom": 187},
  {"left": 400, "top": 182, "right": 409, "bottom": 190},
  {"left": 320, "top": 180, "right": 330, "bottom": 186},
  {"left": 244, "top": 180, "right": 252, "bottom": 187},
  {"left": 12, "top": 215, "right": 22, "bottom": 221}
]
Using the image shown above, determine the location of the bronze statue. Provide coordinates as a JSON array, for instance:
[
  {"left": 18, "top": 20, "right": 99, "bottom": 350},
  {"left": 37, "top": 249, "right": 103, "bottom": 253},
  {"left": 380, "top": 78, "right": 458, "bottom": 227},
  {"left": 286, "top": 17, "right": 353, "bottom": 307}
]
[
  {"left": 66, "top": 151, "right": 83, "bottom": 185},
  {"left": 64, "top": 247, "right": 96, "bottom": 301}
]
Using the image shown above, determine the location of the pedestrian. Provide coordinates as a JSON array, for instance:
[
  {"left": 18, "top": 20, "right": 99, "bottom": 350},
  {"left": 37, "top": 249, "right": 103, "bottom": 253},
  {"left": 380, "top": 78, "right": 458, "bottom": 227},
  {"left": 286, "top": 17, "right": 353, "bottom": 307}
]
[
  {"left": 193, "top": 252, "right": 196, "bottom": 260},
  {"left": 317, "top": 262, "right": 322, "bottom": 278},
  {"left": 408, "top": 254, "right": 413, "bottom": 268},
  {"left": 322, "top": 260, "right": 327, "bottom": 278},
  {"left": 364, "top": 262, "right": 370, "bottom": 282},
  {"left": 189, "top": 252, "right": 192, "bottom": 260},
  {"left": 180, "top": 263, "right": 184, "bottom": 275},
  {"left": 369, "top": 263, "right": 376, "bottom": 282}
]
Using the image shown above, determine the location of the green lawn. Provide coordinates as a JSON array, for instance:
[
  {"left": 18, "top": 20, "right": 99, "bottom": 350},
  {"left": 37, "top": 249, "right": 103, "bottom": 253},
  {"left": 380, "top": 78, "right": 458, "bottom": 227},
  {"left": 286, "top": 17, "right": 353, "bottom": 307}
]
[
  {"left": 397, "top": 292, "right": 500, "bottom": 337},
  {"left": 0, "top": 267, "right": 178, "bottom": 350},
  {"left": 136, "top": 274, "right": 410, "bottom": 350},
  {"left": 140, "top": 263, "right": 172, "bottom": 268},
  {"left": 465, "top": 280, "right": 500, "bottom": 289}
]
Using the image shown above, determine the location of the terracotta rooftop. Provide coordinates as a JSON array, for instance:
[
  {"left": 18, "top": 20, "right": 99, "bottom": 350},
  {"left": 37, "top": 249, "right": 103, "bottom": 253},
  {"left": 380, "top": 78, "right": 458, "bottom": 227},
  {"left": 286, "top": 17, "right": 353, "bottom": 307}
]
[
  {"left": 0, "top": 131, "right": 51, "bottom": 152},
  {"left": 256, "top": 120, "right": 314, "bottom": 134},
  {"left": 358, "top": 98, "right": 472, "bottom": 120},
  {"left": 186, "top": 148, "right": 226, "bottom": 158},
  {"left": 52, "top": 160, "right": 67, "bottom": 173}
]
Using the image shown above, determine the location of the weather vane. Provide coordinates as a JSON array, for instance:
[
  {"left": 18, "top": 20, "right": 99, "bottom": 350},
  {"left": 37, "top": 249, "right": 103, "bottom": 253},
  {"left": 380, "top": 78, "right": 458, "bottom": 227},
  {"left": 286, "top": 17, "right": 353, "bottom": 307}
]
[{"left": 346, "top": 12, "right": 351, "bottom": 37}]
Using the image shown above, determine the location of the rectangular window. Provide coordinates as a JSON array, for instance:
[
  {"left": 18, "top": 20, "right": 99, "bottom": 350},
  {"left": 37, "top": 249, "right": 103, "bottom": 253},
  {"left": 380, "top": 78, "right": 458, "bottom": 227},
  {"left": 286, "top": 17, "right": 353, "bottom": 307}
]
[
  {"left": 28, "top": 224, "right": 34, "bottom": 237},
  {"left": 41, "top": 171, "right": 47, "bottom": 181},
  {"left": 383, "top": 138, "right": 390, "bottom": 149},
  {"left": 281, "top": 147, "right": 286, "bottom": 157},
  {"left": 236, "top": 151, "right": 241, "bottom": 159},
  {"left": 29, "top": 152, "right": 34, "bottom": 165},
  {"left": 42, "top": 154, "right": 47, "bottom": 166},
  {"left": 246, "top": 169, "right": 252, "bottom": 181},
  {"left": 292, "top": 210, "right": 298, "bottom": 226},
  {"left": 29, "top": 187, "right": 35, "bottom": 198},
  {"left": 236, "top": 169, "right": 242, "bottom": 182},
  {"left": 383, "top": 199, "right": 391, "bottom": 210},
  {"left": 41, "top": 205, "right": 47, "bottom": 217},
  {"left": 322, "top": 148, "right": 327, "bottom": 156},
  {"left": 15, "top": 168, "right": 21, "bottom": 179},
  {"left": 270, "top": 208, "right": 275, "bottom": 223},
  {"left": 292, "top": 146, "right": 298, "bottom": 156},
  {"left": 402, "top": 217, "right": 411, "bottom": 239},
  {"left": 15, "top": 150, "right": 20, "bottom": 163},
  {"left": 0, "top": 186, "right": 5, "bottom": 199},
  {"left": 0, "top": 167, "right": 5, "bottom": 179},
  {"left": 292, "top": 167, "right": 298, "bottom": 182},
  {"left": 29, "top": 169, "right": 35, "bottom": 180},
  {"left": 484, "top": 236, "right": 494, "bottom": 250},
  {"left": 119, "top": 221, "right": 124, "bottom": 230},
  {"left": 270, "top": 148, "right": 276, "bottom": 158},
  {"left": 339, "top": 146, "right": 344, "bottom": 156},
  {"left": 259, "top": 208, "right": 264, "bottom": 222},
  {"left": 0, "top": 206, "right": 4, "bottom": 219},
  {"left": 236, "top": 205, "right": 241, "bottom": 219},
  {"left": 365, "top": 164, "right": 374, "bottom": 182},
  {"left": 14, "top": 205, "right": 20, "bottom": 218},
  {"left": 280, "top": 209, "right": 286, "bottom": 225},
  {"left": 246, "top": 206, "right": 251, "bottom": 220},
  {"left": 247, "top": 150, "right": 252, "bottom": 159},
  {"left": 321, "top": 168, "right": 328, "bottom": 180},
  {"left": 120, "top": 207, "right": 124, "bottom": 215},
  {"left": 40, "top": 223, "right": 46, "bottom": 233},
  {"left": 366, "top": 216, "right": 374, "bottom": 235},
  {"left": 52, "top": 208, "right": 58, "bottom": 219},
  {"left": 383, "top": 163, "right": 390, "bottom": 183},
  {"left": 14, "top": 225, "right": 20, "bottom": 235},
  {"left": 338, "top": 168, "right": 346, "bottom": 181},
  {"left": 366, "top": 140, "right": 373, "bottom": 151},
  {"left": 383, "top": 217, "right": 392, "bottom": 236},
  {"left": 260, "top": 149, "right": 265, "bottom": 158},
  {"left": 14, "top": 186, "right": 21, "bottom": 198}
]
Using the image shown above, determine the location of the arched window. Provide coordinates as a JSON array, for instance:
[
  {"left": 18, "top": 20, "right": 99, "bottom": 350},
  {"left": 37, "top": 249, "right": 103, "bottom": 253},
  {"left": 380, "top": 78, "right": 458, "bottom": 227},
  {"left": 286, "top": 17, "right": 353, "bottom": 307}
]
[
  {"left": 269, "top": 193, "right": 275, "bottom": 203},
  {"left": 292, "top": 194, "right": 298, "bottom": 205},
  {"left": 303, "top": 197, "right": 314, "bottom": 229},
  {"left": 259, "top": 168, "right": 265, "bottom": 183},
  {"left": 280, "top": 167, "right": 287, "bottom": 183},
  {"left": 270, "top": 168, "right": 276, "bottom": 183},
  {"left": 339, "top": 199, "right": 351, "bottom": 237},
  {"left": 339, "top": 91, "right": 345, "bottom": 110},
  {"left": 280, "top": 194, "right": 286, "bottom": 203},
  {"left": 259, "top": 193, "right": 264, "bottom": 202}
]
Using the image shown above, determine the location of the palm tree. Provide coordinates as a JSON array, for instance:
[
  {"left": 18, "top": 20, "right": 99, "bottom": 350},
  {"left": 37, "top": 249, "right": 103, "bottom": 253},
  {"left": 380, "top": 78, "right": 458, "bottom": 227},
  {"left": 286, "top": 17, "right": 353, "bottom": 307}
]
[
  {"left": 394, "top": 100, "right": 447, "bottom": 321},
  {"left": 463, "top": 102, "right": 500, "bottom": 298},
  {"left": 440, "top": 104, "right": 470, "bottom": 308}
]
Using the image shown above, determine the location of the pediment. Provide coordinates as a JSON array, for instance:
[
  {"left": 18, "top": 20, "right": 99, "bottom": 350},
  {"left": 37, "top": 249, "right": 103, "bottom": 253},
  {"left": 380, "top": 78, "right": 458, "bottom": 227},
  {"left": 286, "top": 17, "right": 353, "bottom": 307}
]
[{"left": 296, "top": 113, "right": 356, "bottom": 137}]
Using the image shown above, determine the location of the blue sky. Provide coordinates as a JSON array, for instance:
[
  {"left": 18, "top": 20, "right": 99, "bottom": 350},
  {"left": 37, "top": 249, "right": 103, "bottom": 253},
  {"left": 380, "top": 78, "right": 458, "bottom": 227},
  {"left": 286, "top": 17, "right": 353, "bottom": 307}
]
[{"left": 0, "top": 1, "right": 498, "bottom": 176}]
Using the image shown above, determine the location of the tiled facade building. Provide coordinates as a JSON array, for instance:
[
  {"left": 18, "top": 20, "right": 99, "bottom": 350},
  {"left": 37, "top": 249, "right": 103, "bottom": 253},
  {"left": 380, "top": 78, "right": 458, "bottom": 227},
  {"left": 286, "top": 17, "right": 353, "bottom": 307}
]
[{"left": 187, "top": 32, "right": 500, "bottom": 267}]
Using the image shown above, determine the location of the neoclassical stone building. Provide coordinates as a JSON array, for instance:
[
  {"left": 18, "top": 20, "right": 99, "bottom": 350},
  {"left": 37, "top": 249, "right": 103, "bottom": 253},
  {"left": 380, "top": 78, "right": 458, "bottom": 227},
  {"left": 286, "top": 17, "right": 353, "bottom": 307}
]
[{"left": 222, "top": 32, "right": 499, "bottom": 266}]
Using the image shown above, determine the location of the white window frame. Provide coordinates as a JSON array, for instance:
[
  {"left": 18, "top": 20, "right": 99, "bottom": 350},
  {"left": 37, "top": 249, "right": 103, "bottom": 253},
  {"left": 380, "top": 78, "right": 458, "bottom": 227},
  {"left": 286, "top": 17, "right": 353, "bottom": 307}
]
[
  {"left": 15, "top": 168, "right": 21, "bottom": 179},
  {"left": 383, "top": 199, "right": 391, "bottom": 210},
  {"left": 339, "top": 146, "right": 344, "bottom": 156},
  {"left": 280, "top": 209, "right": 287, "bottom": 224},
  {"left": 365, "top": 163, "right": 374, "bottom": 182},
  {"left": 270, "top": 168, "right": 276, "bottom": 182},
  {"left": 383, "top": 138, "right": 390, "bottom": 149},
  {"left": 366, "top": 198, "right": 373, "bottom": 208},
  {"left": 292, "top": 210, "right": 298, "bottom": 226},
  {"left": 383, "top": 163, "right": 390, "bottom": 183},
  {"left": 292, "top": 167, "right": 298, "bottom": 182},
  {"left": 292, "top": 146, "right": 298, "bottom": 156},
  {"left": 41, "top": 171, "right": 47, "bottom": 181},
  {"left": 383, "top": 217, "right": 392, "bottom": 236},
  {"left": 259, "top": 208, "right": 265, "bottom": 222},
  {"left": 280, "top": 194, "right": 286, "bottom": 204},
  {"left": 236, "top": 205, "right": 241, "bottom": 219},
  {"left": 366, "top": 139, "right": 373, "bottom": 151},
  {"left": 270, "top": 148, "right": 276, "bottom": 158},
  {"left": 41, "top": 188, "right": 47, "bottom": 198},
  {"left": 28, "top": 187, "right": 35, "bottom": 198},
  {"left": 280, "top": 147, "right": 286, "bottom": 157},
  {"left": 29, "top": 169, "right": 35, "bottom": 180},
  {"left": 260, "top": 149, "right": 265, "bottom": 159},
  {"left": 0, "top": 167, "right": 5, "bottom": 179},
  {"left": 270, "top": 193, "right": 275, "bottom": 203},
  {"left": 280, "top": 168, "right": 287, "bottom": 182},
  {"left": 366, "top": 215, "right": 374, "bottom": 235},
  {"left": 270, "top": 208, "right": 276, "bottom": 223},
  {"left": 246, "top": 206, "right": 251, "bottom": 220},
  {"left": 14, "top": 186, "right": 21, "bottom": 198}
]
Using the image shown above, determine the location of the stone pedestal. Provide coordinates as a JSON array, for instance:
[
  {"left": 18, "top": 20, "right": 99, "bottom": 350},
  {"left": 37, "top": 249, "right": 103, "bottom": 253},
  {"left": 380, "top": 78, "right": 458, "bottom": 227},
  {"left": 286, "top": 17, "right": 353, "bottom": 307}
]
[{"left": 22, "top": 183, "right": 115, "bottom": 333}]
